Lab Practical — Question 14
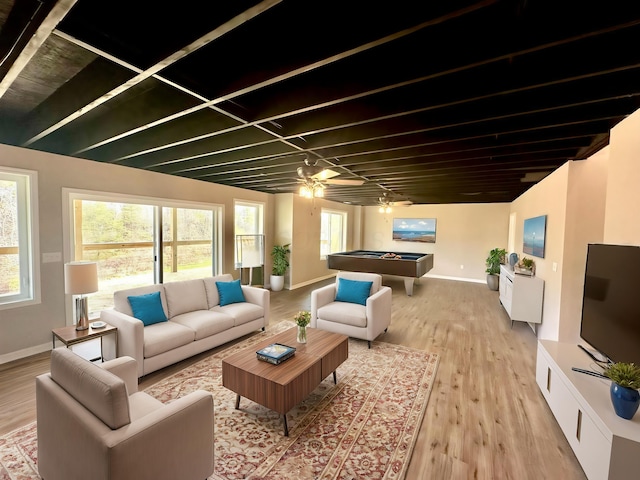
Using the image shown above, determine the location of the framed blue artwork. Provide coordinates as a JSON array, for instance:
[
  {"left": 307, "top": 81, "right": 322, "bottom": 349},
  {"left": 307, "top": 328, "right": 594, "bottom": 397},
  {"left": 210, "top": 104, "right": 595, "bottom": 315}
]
[
  {"left": 523, "top": 215, "right": 547, "bottom": 258},
  {"left": 392, "top": 218, "right": 436, "bottom": 243}
]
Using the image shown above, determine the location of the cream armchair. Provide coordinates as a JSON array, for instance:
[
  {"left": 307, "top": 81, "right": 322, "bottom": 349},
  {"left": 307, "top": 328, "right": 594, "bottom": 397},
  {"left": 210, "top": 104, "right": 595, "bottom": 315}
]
[
  {"left": 311, "top": 271, "right": 392, "bottom": 348},
  {"left": 36, "top": 348, "right": 214, "bottom": 480}
]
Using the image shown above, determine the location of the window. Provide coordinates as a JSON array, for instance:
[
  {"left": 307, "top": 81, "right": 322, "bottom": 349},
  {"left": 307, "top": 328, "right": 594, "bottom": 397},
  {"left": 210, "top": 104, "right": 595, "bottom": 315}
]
[
  {"left": 320, "top": 209, "right": 347, "bottom": 258},
  {"left": 234, "top": 201, "right": 264, "bottom": 267},
  {"left": 0, "top": 167, "right": 39, "bottom": 309},
  {"left": 67, "top": 191, "right": 221, "bottom": 316}
]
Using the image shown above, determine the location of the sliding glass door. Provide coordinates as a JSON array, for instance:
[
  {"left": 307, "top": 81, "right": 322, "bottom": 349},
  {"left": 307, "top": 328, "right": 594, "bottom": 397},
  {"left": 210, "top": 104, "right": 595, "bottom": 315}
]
[{"left": 69, "top": 193, "right": 221, "bottom": 316}]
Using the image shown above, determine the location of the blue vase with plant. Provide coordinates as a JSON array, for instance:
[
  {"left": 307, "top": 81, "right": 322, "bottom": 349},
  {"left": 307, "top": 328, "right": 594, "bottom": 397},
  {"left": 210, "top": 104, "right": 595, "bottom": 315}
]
[{"left": 604, "top": 362, "right": 640, "bottom": 419}]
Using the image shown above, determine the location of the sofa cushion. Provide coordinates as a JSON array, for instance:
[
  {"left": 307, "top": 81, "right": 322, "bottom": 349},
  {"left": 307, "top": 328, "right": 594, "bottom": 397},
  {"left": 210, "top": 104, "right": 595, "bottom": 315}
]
[
  {"left": 317, "top": 301, "right": 367, "bottom": 328},
  {"left": 211, "top": 302, "right": 264, "bottom": 326},
  {"left": 216, "top": 279, "right": 246, "bottom": 306},
  {"left": 49, "top": 348, "right": 130, "bottom": 430},
  {"left": 203, "top": 274, "right": 234, "bottom": 308},
  {"left": 142, "top": 321, "right": 195, "bottom": 358},
  {"left": 163, "top": 279, "right": 208, "bottom": 318},
  {"left": 114, "top": 284, "right": 167, "bottom": 318},
  {"left": 128, "top": 291, "right": 168, "bottom": 326},
  {"left": 171, "top": 310, "right": 235, "bottom": 340},
  {"left": 335, "top": 278, "right": 373, "bottom": 306}
]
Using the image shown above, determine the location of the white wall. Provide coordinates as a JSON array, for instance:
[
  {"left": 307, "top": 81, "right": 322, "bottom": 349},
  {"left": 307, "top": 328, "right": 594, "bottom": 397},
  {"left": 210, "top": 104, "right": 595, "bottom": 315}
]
[{"left": 362, "top": 203, "right": 511, "bottom": 281}]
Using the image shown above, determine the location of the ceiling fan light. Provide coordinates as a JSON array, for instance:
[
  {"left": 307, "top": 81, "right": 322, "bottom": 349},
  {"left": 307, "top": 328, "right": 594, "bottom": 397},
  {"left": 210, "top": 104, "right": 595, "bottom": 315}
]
[
  {"left": 386, "top": 206, "right": 392, "bottom": 213},
  {"left": 299, "top": 185, "right": 312, "bottom": 198},
  {"left": 313, "top": 183, "right": 325, "bottom": 198}
]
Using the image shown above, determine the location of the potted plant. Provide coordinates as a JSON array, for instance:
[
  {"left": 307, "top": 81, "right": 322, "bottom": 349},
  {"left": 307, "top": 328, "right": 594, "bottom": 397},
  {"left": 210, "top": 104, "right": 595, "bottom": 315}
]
[
  {"left": 270, "top": 243, "right": 290, "bottom": 291},
  {"left": 603, "top": 362, "right": 640, "bottom": 419},
  {"left": 485, "top": 248, "right": 506, "bottom": 290},
  {"left": 518, "top": 257, "right": 536, "bottom": 275}
]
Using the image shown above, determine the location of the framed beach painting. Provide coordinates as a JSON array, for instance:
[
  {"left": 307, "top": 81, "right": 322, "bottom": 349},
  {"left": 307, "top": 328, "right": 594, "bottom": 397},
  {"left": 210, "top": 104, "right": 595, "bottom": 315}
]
[
  {"left": 523, "top": 215, "right": 547, "bottom": 258},
  {"left": 392, "top": 218, "right": 436, "bottom": 243}
]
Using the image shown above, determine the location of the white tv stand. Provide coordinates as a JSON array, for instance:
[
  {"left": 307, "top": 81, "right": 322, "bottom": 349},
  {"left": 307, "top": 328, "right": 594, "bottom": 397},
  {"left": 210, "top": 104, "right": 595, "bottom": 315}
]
[{"left": 536, "top": 340, "right": 640, "bottom": 479}]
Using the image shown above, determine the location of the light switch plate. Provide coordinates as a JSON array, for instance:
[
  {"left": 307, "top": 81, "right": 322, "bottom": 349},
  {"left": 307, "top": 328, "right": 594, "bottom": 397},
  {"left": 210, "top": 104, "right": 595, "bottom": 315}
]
[{"left": 42, "top": 252, "right": 62, "bottom": 263}]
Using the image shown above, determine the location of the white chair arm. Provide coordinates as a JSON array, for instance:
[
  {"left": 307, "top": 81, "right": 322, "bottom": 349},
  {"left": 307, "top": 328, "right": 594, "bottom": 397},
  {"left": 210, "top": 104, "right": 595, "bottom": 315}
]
[
  {"left": 241, "top": 285, "right": 270, "bottom": 326},
  {"left": 310, "top": 284, "right": 337, "bottom": 327},
  {"left": 365, "top": 286, "right": 392, "bottom": 336},
  {"left": 100, "top": 309, "right": 145, "bottom": 378},
  {"left": 103, "top": 391, "right": 214, "bottom": 480},
  {"left": 100, "top": 356, "right": 139, "bottom": 393}
]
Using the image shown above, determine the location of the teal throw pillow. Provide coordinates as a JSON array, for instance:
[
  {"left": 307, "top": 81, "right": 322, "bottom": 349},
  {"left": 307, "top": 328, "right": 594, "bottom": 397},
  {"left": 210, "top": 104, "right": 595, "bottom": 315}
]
[
  {"left": 128, "top": 291, "right": 168, "bottom": 326},
  {"left": 216, "top": 279, "right": 246, "bottom": 306},
  {"left": 335, "top": 278, "right": 373, "bottom": 306}
]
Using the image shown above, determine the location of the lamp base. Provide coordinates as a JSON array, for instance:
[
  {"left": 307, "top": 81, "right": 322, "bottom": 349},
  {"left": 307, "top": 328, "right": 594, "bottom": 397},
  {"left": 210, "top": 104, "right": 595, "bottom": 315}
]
[{"left": 75, "top": 296, "right": 90, "bottom": 331}]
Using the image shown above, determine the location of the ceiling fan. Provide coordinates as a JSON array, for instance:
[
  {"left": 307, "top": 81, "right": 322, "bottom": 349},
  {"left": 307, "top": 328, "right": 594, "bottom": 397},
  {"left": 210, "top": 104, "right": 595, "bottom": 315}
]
[
  {"left": 296, "top": 155, "right": 365, "bottom": 193},
  {"left": 378, "top": 192, "right": 413, "bottom": 208}
]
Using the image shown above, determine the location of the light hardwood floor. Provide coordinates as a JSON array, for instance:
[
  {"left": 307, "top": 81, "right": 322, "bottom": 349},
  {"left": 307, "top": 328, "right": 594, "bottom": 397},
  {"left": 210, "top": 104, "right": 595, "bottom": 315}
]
[{"left": 0, "top": 276, "right": 586, "bottom": 479}]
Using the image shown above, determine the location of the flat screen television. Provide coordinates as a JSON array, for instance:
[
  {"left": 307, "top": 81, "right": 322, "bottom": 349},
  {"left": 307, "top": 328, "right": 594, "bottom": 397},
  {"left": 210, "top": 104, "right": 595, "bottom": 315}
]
[{"left": 580, "top": 243, "right": 640, "bottom": 365}]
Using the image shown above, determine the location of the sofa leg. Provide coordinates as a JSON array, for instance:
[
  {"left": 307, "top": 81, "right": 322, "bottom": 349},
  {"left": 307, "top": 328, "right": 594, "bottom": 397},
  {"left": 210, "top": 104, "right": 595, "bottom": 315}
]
[
  {"left": 368, "top": 341, "right": 371, "bottom": 349},
  {"left": 262, "top": 326, "right": 265, "bottom": 331}
]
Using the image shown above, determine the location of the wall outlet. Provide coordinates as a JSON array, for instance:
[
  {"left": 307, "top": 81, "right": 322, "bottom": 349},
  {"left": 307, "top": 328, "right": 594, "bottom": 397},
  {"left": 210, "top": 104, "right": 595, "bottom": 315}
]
[
  {"left": 552, "top": 262, "right": 558, "bottom": 272},
  {"left": 42, "top": 252, "right": 62, "bottom": 263}
]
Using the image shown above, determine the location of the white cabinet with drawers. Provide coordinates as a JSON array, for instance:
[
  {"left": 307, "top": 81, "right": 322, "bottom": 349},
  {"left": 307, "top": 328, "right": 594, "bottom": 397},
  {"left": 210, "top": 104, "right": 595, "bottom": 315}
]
[
  {"left": 499, "top": 264, "right": 544, "bottom": 326},
  {"left": 536, "top": 340, "right": 640, "bottom": 479}
]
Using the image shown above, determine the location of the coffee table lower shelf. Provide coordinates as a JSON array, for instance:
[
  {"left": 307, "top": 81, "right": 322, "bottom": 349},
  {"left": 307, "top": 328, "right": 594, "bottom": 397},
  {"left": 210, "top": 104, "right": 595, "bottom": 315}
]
[{"left": 222, "top": 327, "right": 348, "bottom": 436}]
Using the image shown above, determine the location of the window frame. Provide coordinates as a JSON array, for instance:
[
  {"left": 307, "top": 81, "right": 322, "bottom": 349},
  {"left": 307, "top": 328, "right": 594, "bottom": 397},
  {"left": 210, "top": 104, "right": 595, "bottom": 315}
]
[
  {"left": 63, "top": 188, "right": 223, "bottom": 323},
  {"left": 320, "top": 208, "right": 347, "bottom": 259},
  {"left": 233, "top": 200, "right": 265, "bottom": 265},
  {"left": 0, "top": 167, "right": 40, "bottom": 310}
]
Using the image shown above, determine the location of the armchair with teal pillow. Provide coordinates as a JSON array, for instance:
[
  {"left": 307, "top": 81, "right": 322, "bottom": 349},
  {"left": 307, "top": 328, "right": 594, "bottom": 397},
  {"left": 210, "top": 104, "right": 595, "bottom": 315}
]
[
  {"left": 311, "top": 271, "right": 392, "bottom": 348},
  {"left": 335, "top": 278, "right": 373, "bottom": 306}
]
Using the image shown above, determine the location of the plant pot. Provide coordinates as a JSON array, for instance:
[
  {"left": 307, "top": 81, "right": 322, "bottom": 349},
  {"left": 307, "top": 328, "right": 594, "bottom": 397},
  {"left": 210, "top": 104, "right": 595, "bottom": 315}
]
[
  {"left": 486, "top": 274, "right": 499, "bottom": 291},
  {"left": 270, "top": 275, "right": 285, "bottom": 291},
  {"left": 610, "top": 382, "right": 640, "bottom": 419},
  {"left": 297, "top": 326, "right": 307, "bottom": 344}
]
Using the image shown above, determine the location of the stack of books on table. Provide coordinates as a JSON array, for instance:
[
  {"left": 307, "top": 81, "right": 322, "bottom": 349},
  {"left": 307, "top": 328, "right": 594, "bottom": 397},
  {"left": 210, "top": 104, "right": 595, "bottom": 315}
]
[{"left": 256, "top": 343, "right": 296, "bottom": 365}]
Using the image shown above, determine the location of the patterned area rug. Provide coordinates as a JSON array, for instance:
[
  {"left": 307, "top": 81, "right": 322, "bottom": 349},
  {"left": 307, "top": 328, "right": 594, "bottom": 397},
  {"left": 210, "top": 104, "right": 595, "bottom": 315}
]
[{"left": 0, "top": 322, "right": 439, "bottom": 479}]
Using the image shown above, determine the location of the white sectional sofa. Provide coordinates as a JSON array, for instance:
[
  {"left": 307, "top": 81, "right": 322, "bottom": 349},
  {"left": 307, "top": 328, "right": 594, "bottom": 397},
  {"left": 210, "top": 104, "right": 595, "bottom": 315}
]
[{"left": 100, "top": 274, "right": 269, "bottom": 377}]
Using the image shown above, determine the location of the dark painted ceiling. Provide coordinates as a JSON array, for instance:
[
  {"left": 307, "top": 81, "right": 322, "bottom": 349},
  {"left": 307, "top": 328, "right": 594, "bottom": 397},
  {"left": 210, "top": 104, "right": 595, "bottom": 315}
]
[{"left": 1, "top": 0, "right": 640, "bottom": 206}]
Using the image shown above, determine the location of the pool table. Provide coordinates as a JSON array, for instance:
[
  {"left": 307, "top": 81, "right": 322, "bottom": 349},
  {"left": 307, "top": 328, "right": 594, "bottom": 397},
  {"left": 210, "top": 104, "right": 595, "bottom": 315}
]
[{"left": 327, "top": 250, "right": 434, "bottom": 296}]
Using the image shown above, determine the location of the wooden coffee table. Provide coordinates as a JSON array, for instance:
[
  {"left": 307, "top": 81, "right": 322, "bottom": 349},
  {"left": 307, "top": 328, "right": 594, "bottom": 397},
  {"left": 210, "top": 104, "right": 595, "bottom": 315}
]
[{"left": 222, "top": 327, "right": 348, "bottom": 436}]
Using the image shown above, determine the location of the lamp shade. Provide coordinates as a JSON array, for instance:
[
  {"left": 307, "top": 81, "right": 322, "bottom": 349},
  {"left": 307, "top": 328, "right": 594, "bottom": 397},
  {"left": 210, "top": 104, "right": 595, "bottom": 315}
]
[{"left": 64, "top": 262, "right": 98, "bottom": 295}]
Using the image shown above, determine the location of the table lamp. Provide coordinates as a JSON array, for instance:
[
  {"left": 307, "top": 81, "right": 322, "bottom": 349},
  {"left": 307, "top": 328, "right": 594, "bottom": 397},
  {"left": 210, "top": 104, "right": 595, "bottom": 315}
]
[{"left": 64, "top": 261, "right": 98, "bottom": 331}]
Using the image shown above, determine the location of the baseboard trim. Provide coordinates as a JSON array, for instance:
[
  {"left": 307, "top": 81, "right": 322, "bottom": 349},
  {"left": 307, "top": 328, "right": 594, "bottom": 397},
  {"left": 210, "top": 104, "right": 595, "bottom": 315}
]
[
  {"left": 0, "top": 342, "right": 50, "bottom": 366},
  {"left": 289, "top": 273, "right": 337, "bottom": 290},
  {"left": 424, "top": 274, "right": 486, "bottom": 284}
]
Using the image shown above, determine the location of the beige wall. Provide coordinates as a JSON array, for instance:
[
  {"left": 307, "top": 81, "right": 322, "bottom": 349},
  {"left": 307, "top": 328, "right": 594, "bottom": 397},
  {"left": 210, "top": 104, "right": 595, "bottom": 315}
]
[
  {"left": 270, "top": 193, "right": 359, "bottom": 290},
  {"left": 508, "top": 108, "right": 640, "bottom": 344},
  {"left": 558, "top": 151, "right": 608, "bottom": 342},
  {"left": 0, "top": 143, "right": 272, "bottom": 362},
  {"left": 362, "top": 203, "right": 511, "bottom": 281},
  {"left": 510, "top": 163, "right": 570, "bottom": 340},
  {"left": 604, "top": 108, "right": 640, "bottom": 244}
]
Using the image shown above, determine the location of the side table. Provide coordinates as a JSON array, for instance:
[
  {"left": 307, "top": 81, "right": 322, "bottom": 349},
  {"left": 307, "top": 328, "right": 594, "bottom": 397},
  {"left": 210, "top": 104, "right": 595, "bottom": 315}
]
[{"left": 52, "top": 323, "right": 118, "bottom": 362}]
